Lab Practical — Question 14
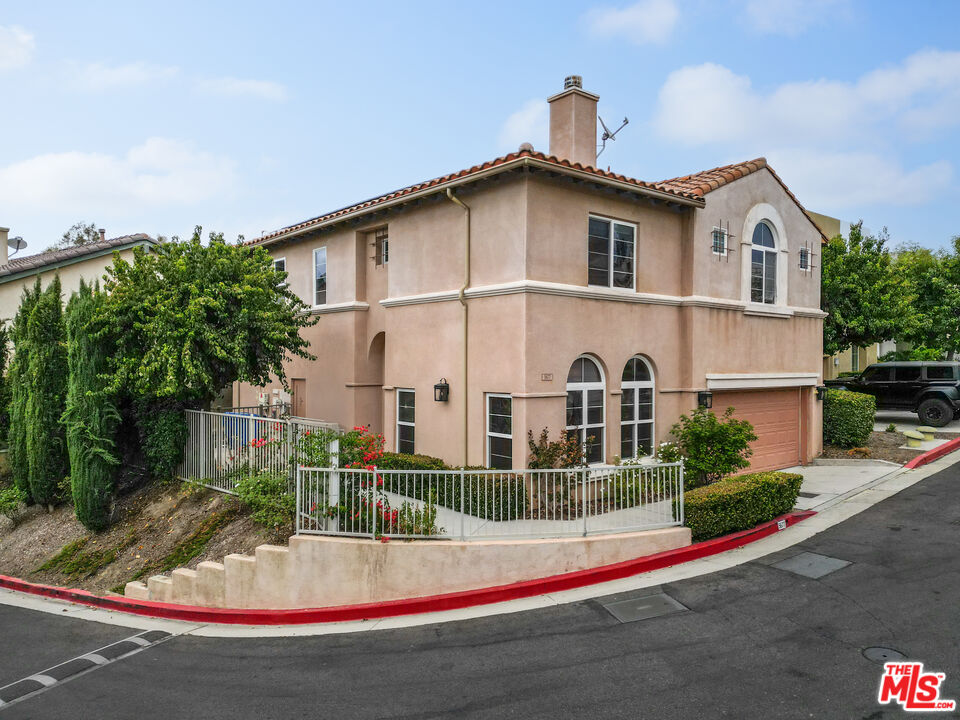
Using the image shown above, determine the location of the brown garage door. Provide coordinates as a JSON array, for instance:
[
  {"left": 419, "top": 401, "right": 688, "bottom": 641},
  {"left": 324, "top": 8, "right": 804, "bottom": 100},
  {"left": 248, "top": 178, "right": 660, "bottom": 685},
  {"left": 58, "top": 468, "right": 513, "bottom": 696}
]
[{"left": 714, "top": 389, "right": 801, "bottom": 472}]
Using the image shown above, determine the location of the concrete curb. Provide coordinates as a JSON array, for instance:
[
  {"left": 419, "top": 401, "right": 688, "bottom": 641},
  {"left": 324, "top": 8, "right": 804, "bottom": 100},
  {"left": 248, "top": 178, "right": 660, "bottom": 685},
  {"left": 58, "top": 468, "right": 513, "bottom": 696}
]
[
  {"left": 903, "top": 436, "right": 960, "bottom": 469},
  {"left": 0, "top": 510, "right": 814, "bottom": 626}
]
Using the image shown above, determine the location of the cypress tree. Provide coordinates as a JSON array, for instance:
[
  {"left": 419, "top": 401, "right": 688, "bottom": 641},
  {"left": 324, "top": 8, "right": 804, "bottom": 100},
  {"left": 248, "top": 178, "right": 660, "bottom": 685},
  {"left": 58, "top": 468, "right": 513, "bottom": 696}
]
[
  {"left": 8, "top": 280, "right": 40, "bottom": 496},
  {"left": 25, "top": 276, "right": 68, "bottom": 507},
  {"left": 64, "top": 281, "right": 119, "bottom": 530}
]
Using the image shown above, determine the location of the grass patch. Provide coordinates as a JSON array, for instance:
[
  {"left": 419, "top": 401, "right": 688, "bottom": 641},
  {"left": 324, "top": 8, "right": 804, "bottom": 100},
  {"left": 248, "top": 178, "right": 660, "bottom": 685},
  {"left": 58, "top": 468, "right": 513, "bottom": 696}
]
[
  {"left": 39, "top": 532, "right": 137, "bottom": 580},
  {"left": 111, "top": 505, "right": 239, "bottom": 593}
]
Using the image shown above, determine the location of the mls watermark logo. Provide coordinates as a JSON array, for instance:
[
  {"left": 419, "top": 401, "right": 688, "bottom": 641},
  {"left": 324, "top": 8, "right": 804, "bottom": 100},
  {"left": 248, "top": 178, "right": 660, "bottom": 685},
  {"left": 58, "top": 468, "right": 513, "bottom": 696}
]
[{"left": 878, "top": 662, "right": 956, "bottom": 712}]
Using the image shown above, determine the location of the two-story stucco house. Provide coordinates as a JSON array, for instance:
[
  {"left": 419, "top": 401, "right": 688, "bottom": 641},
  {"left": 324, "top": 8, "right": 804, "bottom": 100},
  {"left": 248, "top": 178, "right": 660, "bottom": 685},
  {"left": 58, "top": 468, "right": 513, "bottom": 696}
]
[{"left": 236, "top": 77, "right": 826, "bottom": 472}]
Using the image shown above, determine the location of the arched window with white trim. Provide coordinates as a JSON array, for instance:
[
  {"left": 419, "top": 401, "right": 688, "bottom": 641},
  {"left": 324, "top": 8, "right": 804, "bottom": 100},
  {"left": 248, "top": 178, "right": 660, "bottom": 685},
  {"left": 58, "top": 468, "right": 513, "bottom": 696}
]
[
  {"left": 566, "top": 356, "right": 605, "bottom": 465},
  {"left": 751, "top": 221, "right": 777, "bottom": 304},
  {"left": 620, "top": 356, "right": 655, "bottom": 459}
]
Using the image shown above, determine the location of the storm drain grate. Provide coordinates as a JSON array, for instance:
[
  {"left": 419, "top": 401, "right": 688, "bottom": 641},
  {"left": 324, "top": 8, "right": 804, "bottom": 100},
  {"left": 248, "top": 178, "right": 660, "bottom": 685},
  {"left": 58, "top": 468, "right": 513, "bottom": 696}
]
[
  {"left": 601, "top": 592, "right": 689, "bottom": 623},
  {"left": 772, "top": 551, "right": 851, "bottom": 579},
  {"left": 797, "top": 492, "right": 819, "bottom": 498}
]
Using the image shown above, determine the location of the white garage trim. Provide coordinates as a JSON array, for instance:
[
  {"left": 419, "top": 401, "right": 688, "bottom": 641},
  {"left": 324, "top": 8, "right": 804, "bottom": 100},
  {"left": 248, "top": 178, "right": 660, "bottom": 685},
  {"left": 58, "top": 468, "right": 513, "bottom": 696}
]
[{"left": 706, "top": 373, "right": 819, "bottom": 390}]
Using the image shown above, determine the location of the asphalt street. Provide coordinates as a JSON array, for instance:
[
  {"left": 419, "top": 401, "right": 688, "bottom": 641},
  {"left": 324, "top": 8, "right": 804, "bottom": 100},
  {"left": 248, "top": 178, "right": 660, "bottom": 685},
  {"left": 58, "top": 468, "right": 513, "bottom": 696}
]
[{"left": 1, "top": 463, "right": 959, "bottom": 719}]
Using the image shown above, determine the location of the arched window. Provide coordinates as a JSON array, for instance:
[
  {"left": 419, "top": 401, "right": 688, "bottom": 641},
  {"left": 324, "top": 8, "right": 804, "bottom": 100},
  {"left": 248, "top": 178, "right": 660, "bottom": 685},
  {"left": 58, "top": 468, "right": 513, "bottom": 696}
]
[
  {"left": 566, "top": 356, "right": 605, "bottom": 465},
  {"left": 620, "top": 357, "right": 655, "bottom": 459},
  {"left": 751, "top": 222, "right": 777, "bottom": 304}
]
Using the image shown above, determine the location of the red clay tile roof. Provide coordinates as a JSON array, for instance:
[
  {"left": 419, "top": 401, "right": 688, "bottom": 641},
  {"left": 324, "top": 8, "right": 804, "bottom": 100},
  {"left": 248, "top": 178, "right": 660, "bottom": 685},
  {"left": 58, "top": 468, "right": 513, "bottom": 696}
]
[
  {"left": 248, "top": 149, "right": 705, "bottom": 246},
  {"left": 659, "top": 157, "right": 828, "bottom": 242}
]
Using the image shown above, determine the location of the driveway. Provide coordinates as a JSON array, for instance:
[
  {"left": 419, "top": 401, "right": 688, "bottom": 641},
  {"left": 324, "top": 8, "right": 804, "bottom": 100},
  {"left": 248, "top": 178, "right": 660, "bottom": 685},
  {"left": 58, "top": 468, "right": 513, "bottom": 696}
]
[
  {"left": 875, "top": 408, "right": 960, "bottom": 433},
  {"left": 1, "top": 461, "right": 958, "bottom": 718}
]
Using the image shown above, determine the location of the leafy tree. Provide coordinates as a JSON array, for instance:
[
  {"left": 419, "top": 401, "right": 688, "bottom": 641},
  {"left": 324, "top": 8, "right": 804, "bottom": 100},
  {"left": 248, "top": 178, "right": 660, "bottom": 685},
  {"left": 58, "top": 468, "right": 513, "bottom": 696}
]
[
  {"left": 25, "top": 276, "right": 68, "bottom": 507},
  {"left": 669, "top": 407, "right": 758, "bottom": 488},
  {"left": 894, "top": 241, "right": 960, "bottom": 359},
  {"left": 7, "top": 281, "right": 40, "bottom": 496},
  {"left": 64, "top": 281, "right": 119, "bottom": 530},
  {"left": 45, "top": 222, "right": 102, "bottom": 253},
  {"left": 99, "top": 227, "right": 315, "bottom": 479},
  {"left": 821, "top": 222, "right": 909, "bottom": 356}
]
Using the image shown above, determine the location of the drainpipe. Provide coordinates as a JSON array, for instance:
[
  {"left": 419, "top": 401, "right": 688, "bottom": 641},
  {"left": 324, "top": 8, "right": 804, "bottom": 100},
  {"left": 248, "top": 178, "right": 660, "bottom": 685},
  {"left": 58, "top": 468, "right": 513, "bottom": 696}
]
[{"left": 446, "top": 188, "right": 471, "bottom": 466}]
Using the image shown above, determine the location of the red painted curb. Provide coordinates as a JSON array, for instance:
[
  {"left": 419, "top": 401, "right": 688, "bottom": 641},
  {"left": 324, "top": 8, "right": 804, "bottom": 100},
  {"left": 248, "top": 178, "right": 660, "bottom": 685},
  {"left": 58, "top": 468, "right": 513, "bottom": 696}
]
[
  {"left": 0, "top": 510, "right": 815, "bottom": 626},
  {"left": 904, "top": 436, "right": 960, "bottom": 469}
]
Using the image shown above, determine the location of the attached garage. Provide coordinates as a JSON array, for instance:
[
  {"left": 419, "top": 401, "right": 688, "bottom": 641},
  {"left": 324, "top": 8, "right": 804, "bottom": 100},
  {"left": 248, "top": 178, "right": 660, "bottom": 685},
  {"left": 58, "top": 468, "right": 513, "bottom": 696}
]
[{"left": 712, "top": 387, "right": 804, "bottom": 472}]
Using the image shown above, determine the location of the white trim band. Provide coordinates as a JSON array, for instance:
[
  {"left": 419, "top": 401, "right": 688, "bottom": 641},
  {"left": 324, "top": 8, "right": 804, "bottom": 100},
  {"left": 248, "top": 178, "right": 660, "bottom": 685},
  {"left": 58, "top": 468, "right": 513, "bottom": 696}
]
[{"left": 706, "top": 372, "right": 820, "bottom": 390}]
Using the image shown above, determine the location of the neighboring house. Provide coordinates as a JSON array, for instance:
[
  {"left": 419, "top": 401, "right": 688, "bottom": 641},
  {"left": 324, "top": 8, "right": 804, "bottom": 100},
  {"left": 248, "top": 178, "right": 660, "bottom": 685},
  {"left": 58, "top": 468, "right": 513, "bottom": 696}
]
[
  {"left": 236, "top": 77, "right": 826, "bottom": 472},
  {"left": 0, "top": 229, "right": 156, "bottom": 316}
]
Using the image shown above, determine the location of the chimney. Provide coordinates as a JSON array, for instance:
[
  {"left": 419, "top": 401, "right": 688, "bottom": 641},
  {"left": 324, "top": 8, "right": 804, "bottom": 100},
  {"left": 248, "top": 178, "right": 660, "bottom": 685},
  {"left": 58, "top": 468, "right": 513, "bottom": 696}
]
[
  {"left": 547, "top": 75, "right": 599, "bottom": 168},
  {"left": 98, "top": 228, "right": 106, "bottom": 242},
  {"left": 0, "top": 227, "right": 8, "bottom": 266}
]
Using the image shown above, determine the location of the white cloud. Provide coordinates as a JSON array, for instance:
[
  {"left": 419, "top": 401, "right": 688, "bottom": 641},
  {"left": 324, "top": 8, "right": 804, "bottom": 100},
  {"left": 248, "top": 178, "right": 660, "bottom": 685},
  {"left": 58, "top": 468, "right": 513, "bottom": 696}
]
[
  {"left": 0, "top": 138, "right": 237, "bottom": 215},
  {"left": 586, "top": 0, "right": 679, "bottom": 45},
  {"left": 654, "top": 49, "right": 960, "bottom": 147},
  {"left": 498, "top": 99, "right": 548, "bottom": 152},
  {"left": 766, "top": 149, "right": 952, "bottom": 209},
  {"left": 72, "top": 61, "right": 179, "bottom": 91},
  {"left": 742, "top": 0, "right": 848, "bottom": 36},
  {"left": 196, "top": 76, "right": 288, "bottom": 101},
  {"left": 0, "top": 24, "right": 34, "bottom": 71}
]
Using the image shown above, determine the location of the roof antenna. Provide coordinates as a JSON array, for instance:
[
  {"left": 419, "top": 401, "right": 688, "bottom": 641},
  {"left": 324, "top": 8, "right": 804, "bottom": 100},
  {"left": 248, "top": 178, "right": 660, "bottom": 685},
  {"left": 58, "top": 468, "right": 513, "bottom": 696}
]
[{"left": 597, "top": 116, "right": 629, "bottom": 159}]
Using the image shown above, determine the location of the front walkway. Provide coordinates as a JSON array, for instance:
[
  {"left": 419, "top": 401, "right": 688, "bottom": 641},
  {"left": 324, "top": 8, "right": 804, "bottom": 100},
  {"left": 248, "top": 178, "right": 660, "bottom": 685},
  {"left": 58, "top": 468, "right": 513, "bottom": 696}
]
[{"left": 786, "top": 459, "right": 899, "bottom": 511}]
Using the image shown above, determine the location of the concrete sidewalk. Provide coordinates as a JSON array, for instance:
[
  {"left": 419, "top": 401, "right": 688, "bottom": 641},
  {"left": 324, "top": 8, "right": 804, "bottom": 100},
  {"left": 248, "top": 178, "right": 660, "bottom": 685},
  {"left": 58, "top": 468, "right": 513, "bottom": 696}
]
[{"left": 786, "top": 459, "right": 900, "bottom": 511}]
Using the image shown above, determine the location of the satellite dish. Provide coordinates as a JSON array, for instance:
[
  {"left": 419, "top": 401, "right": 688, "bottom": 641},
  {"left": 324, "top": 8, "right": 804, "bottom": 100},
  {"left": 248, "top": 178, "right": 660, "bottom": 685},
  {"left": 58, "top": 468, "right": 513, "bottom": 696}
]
[{"left": 8, "top": 236, "right": 26, "bottom": 254}]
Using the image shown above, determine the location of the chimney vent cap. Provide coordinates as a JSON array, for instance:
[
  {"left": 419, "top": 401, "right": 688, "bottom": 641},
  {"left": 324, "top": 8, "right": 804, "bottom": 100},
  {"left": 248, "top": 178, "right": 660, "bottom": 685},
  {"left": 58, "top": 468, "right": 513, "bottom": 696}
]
[
  {"left": 564, "top": 75, "right": 583, "bottom": 90},
  {"left": 518, "top": 142, "right": 534, "bottom": 152}
]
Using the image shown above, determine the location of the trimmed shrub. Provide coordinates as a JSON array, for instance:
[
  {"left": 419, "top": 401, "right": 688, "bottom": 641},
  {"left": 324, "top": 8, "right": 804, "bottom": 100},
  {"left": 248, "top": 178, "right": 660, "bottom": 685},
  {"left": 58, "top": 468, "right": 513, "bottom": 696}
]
[
  {"left": 25, "top": 276, "right": 68, "bottom": 506},
  {"left": 8, "top": 281, "right": 40, "bottom": 497},
  {"left": 823, "top": 389, "right": 875, "bottom": 448},
  {"left": 64, "top": 281, "right": 120, "bottom": 531},
  {"left": 670, "top": 407, "right": 758, "bottom": 489},
  {"left": 235, "top": 469, "right": 295, "bottom": 537},
  {"left": 684, "top": 471, "right": 803, "bottom": 542},
  {"left": 376, "top": 452, "right": 448, "bottom": 471},
  {"left": 527, "top": 428, "right": 585, "bottom": 469},
  {"left": 0, "top": 484, "right": 27, "bottom": 523}
]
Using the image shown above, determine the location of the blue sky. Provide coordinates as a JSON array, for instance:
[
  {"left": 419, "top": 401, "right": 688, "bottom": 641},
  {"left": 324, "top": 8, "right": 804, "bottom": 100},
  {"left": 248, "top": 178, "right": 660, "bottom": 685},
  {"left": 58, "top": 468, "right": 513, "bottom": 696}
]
[{"left": 1, "top": 0, "right": 958, "bottom": 254}]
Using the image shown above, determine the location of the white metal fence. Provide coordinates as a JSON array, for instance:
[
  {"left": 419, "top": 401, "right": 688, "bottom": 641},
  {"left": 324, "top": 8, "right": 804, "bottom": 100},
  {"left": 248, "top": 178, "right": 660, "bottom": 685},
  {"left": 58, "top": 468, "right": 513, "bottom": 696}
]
[
  {"left": 179, "top": 409, "right": 339, "bottom": 493},
  {"left": 296, "top": 462, "right": 684, "bottom": 540}
]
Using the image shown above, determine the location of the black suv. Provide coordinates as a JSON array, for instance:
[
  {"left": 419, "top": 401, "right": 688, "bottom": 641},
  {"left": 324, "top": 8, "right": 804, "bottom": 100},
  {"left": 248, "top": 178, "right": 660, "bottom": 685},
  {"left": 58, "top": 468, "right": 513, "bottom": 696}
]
[{"left": 825, "top": 361, "right": 960, "bottom": 427}]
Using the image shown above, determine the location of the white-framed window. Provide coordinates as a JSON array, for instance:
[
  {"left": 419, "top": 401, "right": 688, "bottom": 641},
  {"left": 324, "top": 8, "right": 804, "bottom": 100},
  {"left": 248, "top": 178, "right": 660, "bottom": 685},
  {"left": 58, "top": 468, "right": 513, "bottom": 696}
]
[
  {"left": 273, "top": 257, "right": 288, "bottom": 288},
  {"left": 566, "top": 355, "right": 605, "bottom": 465},
  {"left": 486, "top": 394, "right": 512, "bottom": 470},
  {"left": 711, "top": 227, "right": 728, "bottom": 256},
  {"left": 313, "top": 247, "right": 327, "bottom": 306},
  {"left": 375, "top": 227, "right": 389, "bottom": 266},
  {"left": 396, "top": 389, "right": 415, "bottom": 454},
  {"left": 588, "top": 216, "right": 636, "bottom": 289},
  {"left": 799, "top": 246, "right": 811, "bottom": 271},
  {"left": 620, "top": 357, "right": 655, "bottom": 459},
  {"left": 750, "top": 221, "right": 777, "bottom": 304}
]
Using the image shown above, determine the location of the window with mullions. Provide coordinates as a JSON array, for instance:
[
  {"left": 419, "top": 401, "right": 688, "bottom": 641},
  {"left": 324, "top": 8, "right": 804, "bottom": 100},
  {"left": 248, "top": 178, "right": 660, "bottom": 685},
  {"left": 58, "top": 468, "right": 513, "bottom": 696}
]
[
  {"left": 750, "top": 222, "right": 777, "bottom": 304},
  {"left": 396, "top": 389, "right": 415, "bottom": 454},
  {"left": 313, "top": 247, "right": 327, "bottom": 306},
  {"left": 711, "top": 227, "right": 727, "bottom": 256},
  {"left": 375, "top": 227, "right": 389, "bottom": 266},
  {"left": 588, "top": 216, "right": 635, "bottom": 289},
  {"left": 799, "top": 246, "right": 810, "bottom": 271},
  {"left": 620, "top": 357, "right": 655, "bottom": 459},
  {"left": 486, "top": 394, "right": 512, "bottom": 470},
  {"left": 566, "top": 356, "right": 605, "bottom": 464}
]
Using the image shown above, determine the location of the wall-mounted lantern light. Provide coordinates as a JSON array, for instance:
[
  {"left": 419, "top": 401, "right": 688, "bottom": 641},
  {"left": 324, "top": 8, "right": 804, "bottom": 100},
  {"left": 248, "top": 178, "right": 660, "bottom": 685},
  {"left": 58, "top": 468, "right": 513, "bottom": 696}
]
[
  {"left": 816, "top": 385, "right": 827, "bottom": 401},
  {"left": 697, "top": 391, "right": 713, "bottom": 409},
  {"left": 434, "top": 378, "right": 450, "bottom": 402}
]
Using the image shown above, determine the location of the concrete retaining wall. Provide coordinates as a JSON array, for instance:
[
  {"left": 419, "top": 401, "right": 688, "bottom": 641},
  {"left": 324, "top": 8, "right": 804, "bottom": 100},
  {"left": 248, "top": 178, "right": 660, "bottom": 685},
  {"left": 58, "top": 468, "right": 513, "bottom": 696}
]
[{"left": 124, "top": 527, "right": 691, "bottom": 609}]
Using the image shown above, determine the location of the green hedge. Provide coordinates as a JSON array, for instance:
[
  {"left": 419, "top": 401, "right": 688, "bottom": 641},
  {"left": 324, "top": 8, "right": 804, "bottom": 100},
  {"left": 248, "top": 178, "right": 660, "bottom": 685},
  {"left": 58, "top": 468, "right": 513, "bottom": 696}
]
[
  {"left": 823, "top": 389, "right": 876, "bottom": 448},
  {"left": 684, "top": 471, "right": 803, "bottom": 542},
  {"left": 375, "top": 452, "right": 448, "bottom": 471}
]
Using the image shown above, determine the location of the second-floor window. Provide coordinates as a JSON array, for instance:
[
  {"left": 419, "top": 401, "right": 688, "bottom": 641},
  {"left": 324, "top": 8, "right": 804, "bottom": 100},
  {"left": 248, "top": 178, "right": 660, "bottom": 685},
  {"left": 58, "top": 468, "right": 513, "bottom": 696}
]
[
  {"left": 750, "top": 221, "right": 777, "bottom": 304},
  {"left": 711, "top": 227, "right": 728, "bottom": 256},
  {"left": 375, "top": 227, "right": 389, "bottom": 266},
  {"left": 273, "top": 257, "right": 288, "bottom": 288},
  {"left": 799, "top": 246, "right": 810, "bottom": 271},
  {"left": 313, "top": 247, "right": 327, "bottom": 305},
  {"left": 588, "top": 216, "right": 635, "bottom": 289}
]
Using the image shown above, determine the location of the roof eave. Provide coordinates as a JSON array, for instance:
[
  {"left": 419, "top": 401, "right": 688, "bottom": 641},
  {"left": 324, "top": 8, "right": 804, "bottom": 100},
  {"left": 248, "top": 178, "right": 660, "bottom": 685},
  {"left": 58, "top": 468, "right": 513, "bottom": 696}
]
[{"left": 251, "top": 157, "right": 705, "bottom": 248}]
